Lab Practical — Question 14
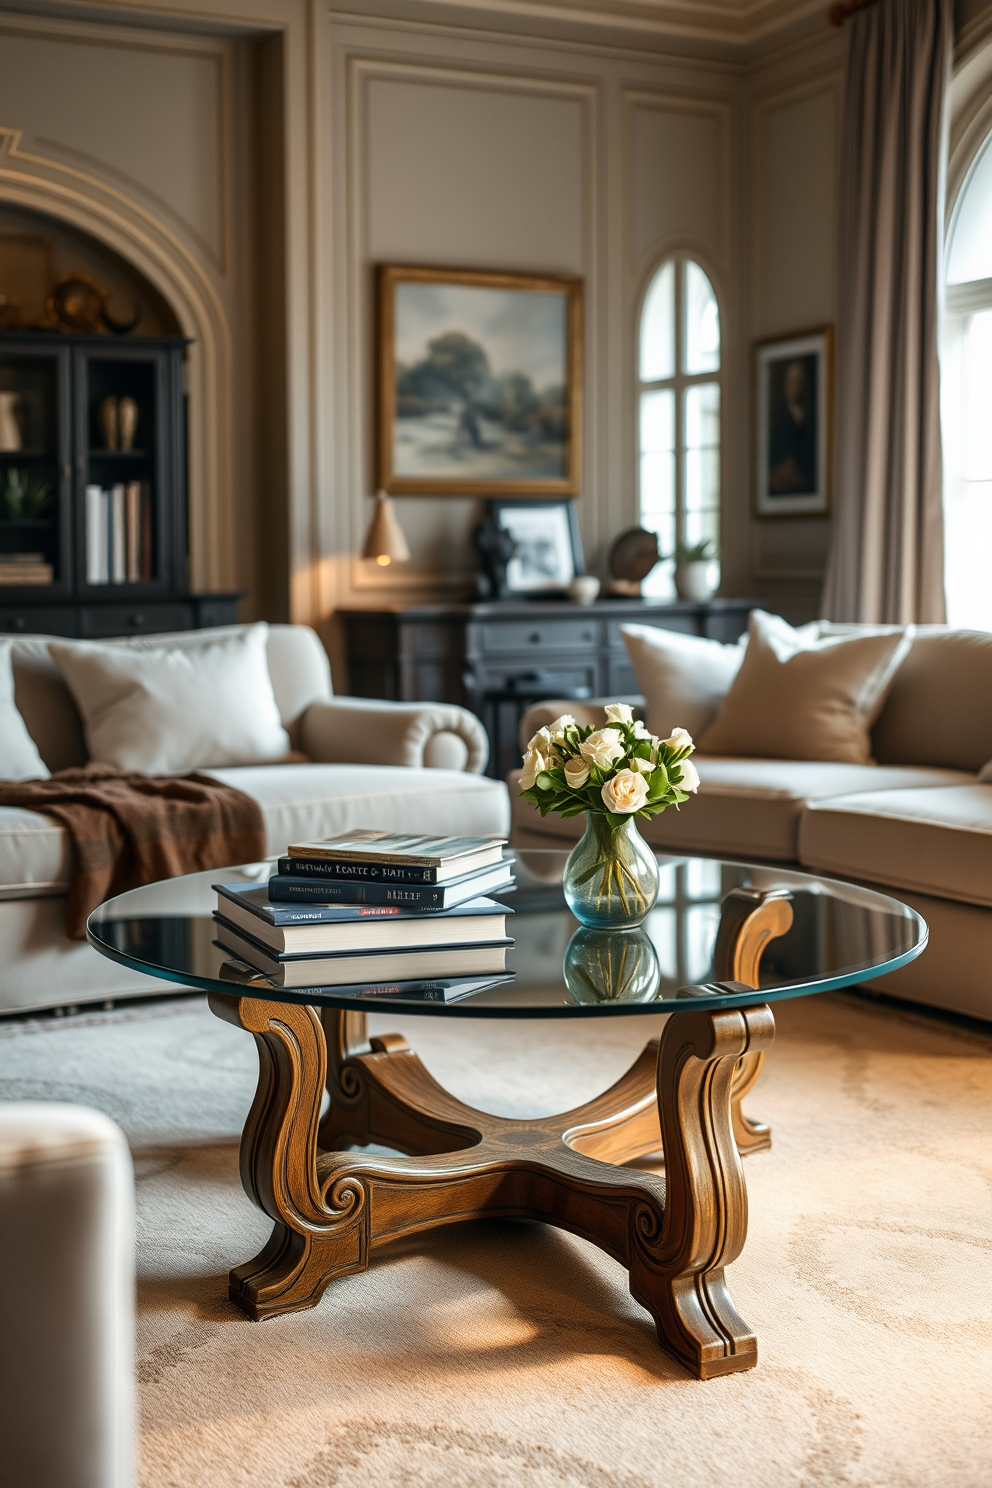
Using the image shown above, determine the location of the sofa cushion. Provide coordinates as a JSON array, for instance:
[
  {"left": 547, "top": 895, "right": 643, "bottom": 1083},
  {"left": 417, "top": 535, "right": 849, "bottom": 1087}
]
[
  {"left": 698, "top": 610, "right": 913, "bottom": 764},
  {"left": 0, "top": 641, "right": 49, "bottom": 782},
  {"left": 870, "top": 627, "right": 992, "bottom": 771},
  {"left": 0, "top": 764, "right": 510, "bottom": 897},
  {"left": 50, "top": 625, "right": 293, "bottom": 774},
  {"left": 9, "top": 624, "right": 334, "bottom": 772},
  {"left": 0, "top": 807, "right": 72, "bottom": 895},
  {"left": 509, "top": 758, "right": 973, "bottom": 862},
  {"left": 619, "top": 624, "right": 743, "bottom": 740},
  {"left": 799, "top": 785, "right": 992, "bottom": 908},
  {"left": 202, "top": 763, "right": 510, "bottom": 856}
]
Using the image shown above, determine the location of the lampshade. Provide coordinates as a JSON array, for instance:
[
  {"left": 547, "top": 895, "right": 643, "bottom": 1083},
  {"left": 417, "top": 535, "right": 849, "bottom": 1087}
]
[{"left": 362, "top": 490, "right": 410, "bottom": 566}]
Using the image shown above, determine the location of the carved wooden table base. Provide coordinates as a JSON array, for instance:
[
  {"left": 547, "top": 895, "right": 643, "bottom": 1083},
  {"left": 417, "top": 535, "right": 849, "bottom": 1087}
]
[{"left": 208, "top": 886, "right": 793, "bottom": 1381}]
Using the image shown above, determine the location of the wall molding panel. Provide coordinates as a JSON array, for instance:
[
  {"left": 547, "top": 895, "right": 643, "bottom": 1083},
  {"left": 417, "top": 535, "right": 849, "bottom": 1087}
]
[{"left": 0, "top": 122, "right": 235, "bottom": 592}]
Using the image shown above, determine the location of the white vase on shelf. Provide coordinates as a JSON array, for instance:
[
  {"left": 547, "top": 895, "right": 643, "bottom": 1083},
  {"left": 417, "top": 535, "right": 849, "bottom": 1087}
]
[
  {"left": 674, "top": 562, "right": 716, "bottom": 602},
  {"left": 0, "top": 392, "right": 22, "bottom": 452}
]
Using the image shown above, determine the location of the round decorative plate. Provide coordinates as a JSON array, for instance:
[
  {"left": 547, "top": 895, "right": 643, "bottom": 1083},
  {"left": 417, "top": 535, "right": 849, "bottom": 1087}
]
[{"left": 609, "top": 527, "right": 660, "bottom": 581}]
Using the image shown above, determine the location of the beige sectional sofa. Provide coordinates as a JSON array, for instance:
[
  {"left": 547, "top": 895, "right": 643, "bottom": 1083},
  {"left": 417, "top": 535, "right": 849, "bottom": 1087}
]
[
  {"left": 512, "top": 625, "right": 992, "bottom": 1023},
  {"left": 1, "top": 624, "right": 509, "bottom": 1017}
]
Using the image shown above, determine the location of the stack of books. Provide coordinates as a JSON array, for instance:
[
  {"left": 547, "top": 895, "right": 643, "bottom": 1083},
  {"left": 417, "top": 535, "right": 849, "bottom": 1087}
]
[
  {"left": 213, "top": 831, "right": 515, "bottom": 1002},
  {"left": 0, "top": 552, "right": 53, "bottom": 585},
  {"left": 85, "top": 482, "right": 153, "bottom": 584}
]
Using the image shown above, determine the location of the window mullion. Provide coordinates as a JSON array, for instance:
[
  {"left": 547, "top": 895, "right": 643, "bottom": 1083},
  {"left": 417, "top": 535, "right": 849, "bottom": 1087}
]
[{"left": 675, "top": 262, "right": 685, "bottom": 551}]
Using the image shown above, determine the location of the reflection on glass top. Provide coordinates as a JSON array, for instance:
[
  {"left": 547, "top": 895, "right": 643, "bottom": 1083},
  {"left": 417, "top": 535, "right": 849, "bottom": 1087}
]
[{"left": 87, "top": 850, "right": 927, "bottom": 1020}]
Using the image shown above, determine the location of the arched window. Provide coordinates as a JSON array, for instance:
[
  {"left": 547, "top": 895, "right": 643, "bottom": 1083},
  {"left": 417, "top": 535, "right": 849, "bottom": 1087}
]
[
  {"left": 943, "top": 133, "right": 992, "bottom": 629},
  {"left": 638, "top": 256, "right": 721, "bottom": 598}
]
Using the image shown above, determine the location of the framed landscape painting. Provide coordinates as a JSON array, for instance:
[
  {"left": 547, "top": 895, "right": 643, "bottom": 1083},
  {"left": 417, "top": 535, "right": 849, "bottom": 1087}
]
[
  {"left": 377, "top": 264, "right": 583, "bottom": 497},
  {"left": 755, "top": 327, "right": 833, "bottom": 517}
]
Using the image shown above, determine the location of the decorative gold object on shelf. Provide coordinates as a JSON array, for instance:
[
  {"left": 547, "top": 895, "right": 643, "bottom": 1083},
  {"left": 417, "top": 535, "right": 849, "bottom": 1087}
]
[
  {"left": 98, "top": 395, "right": 119, "bottom": 451},
  {"left": 47, "top": 273, "right": 106, "bottom": 334},
  {"left": 118, "top": 396, "right": 138, "bottom": 452}
]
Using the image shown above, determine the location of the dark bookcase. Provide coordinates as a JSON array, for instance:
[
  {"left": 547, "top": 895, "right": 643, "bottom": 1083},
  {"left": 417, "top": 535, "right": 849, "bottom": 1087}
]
[{"left": 0, "top": 331, "right": 239, "bottom": 637}]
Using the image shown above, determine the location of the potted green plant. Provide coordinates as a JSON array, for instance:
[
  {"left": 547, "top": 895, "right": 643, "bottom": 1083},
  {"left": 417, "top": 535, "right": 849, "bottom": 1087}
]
[
  {"left": 2, "top": 469, "right": 53, "bottom": 522},
  {"left": 673, "top": 538, "right": 717, "bottom": 602}
]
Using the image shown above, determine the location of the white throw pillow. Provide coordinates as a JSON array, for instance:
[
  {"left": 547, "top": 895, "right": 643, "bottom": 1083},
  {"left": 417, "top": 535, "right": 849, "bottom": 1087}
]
[
  {"left": 0, "top": 639, "right": 50, "bottom": 780},
  {"left": 50, "top": 623, "right": 291, "bottom": 774},
  {"left": 620, "top": 623, "right": 745, "bottom": 740}
]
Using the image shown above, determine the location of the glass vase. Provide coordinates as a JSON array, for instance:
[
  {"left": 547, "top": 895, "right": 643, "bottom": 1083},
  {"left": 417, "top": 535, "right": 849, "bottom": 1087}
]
[
  {"left": 562, "top": 813, "right": 660, "bottom": 929},
  {"left": 563, "top": 927, "right": 661, "bottom": 1005}
]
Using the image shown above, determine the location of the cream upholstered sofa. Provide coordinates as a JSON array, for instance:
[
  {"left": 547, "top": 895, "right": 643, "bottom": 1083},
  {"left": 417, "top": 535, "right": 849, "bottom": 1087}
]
[
  {"left": 1, "top": 624, "right": 508, "bottom": 1017},
  {"left": 0, "top": 1103, "right": 135, "bottom": 1487},
  {"left": 512, "top": 625, "right": 992, "bottom": 1023}
]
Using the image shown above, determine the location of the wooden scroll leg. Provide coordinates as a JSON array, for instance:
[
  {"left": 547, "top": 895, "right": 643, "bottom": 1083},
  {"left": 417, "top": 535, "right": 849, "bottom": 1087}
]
[
  {"left": 628, "top": 1003, "right": 776, "bottom": 1379},
  {"left": 209, "top": 993, "right": 374, "bottom": 1319},
  {"left": 318, "top": 1008, "right": 375, "bottom": 1151},
  {"left": 712, "top": 887, "right": 793, "bottom": 1156}
]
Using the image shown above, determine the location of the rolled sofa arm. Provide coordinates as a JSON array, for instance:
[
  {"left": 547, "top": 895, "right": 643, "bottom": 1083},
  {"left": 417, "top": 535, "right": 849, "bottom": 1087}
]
[
  {"left": 301, "top": 697, "right": 489, "bottom": 773},
  {"left": 518, "top": 695, "right": 646, "bottom": 751}
]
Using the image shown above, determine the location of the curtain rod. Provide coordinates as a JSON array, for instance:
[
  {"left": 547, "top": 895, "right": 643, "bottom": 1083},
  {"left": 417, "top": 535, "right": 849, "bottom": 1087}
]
[{"left": 828, "top": 0, "right": 882, "bottom": 26}]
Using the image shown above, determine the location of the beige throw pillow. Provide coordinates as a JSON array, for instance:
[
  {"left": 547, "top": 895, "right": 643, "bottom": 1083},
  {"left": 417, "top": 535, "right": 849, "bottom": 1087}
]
[
  {"left": 50, "top": 623, "right": 291, "bottom": 774},
  {"left": 620, "top": 624, "right": 745, "bottom": 740},
  {"left": 0, "top": 639, "right": 50, "bottom": 780},
  {"left": 697, "top": 610, "right": 914, "bottom": 764}
]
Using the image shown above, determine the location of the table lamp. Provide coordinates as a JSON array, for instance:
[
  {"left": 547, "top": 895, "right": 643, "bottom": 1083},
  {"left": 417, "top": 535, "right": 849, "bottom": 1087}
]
[{"left": 362, "top": 490, "right": 410, "bottom": 566}]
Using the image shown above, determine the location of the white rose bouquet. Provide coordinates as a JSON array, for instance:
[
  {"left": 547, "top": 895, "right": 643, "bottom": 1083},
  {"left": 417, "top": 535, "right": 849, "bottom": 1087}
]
[{"left": 518, "top": 704, "right": 699, "bottom": 828}]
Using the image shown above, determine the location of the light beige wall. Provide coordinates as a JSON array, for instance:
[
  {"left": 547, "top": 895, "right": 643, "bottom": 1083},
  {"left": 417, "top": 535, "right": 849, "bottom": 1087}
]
[
  {"left": 0, "top": 7, "right": 266, "bottom": 609},
  {"left": 316, "top": 11, "right": 744, "bottom": 630},
  {"left": 741, "top": 29, "right": 845, "bottom": 621},
  {"left": 0, "top": 0, "right": 854, "bottom": 649}
]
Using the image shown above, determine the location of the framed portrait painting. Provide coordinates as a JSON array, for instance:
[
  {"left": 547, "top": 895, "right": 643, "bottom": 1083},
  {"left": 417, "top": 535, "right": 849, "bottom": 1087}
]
[
  {"left": 377, "top": 264, "right": 583, "bottom": 497},
  {"left": 755, "top": 328, "right": 833, "bottom": 517}
]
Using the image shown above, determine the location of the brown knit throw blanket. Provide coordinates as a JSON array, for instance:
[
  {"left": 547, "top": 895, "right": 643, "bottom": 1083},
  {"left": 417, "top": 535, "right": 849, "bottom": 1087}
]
[{"left": 0, "top": 766, "right": 267, "bottom": 939}]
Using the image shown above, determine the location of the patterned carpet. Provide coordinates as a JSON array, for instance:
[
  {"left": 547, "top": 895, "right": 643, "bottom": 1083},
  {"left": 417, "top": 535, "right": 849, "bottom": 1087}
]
[{"left": 2, "top": 990, "right": 991, "bottom": 1487}]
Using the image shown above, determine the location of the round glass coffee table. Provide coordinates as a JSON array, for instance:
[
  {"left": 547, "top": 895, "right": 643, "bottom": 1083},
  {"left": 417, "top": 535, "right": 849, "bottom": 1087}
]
[{"left": 88, "top": 849, "right": 926, "bottom": 1380}]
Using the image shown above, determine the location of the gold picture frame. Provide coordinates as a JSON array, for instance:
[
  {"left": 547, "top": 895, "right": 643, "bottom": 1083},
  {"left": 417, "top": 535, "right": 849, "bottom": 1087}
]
[{"left": 377, "top": 263, "right": 583, "bottom": 497}]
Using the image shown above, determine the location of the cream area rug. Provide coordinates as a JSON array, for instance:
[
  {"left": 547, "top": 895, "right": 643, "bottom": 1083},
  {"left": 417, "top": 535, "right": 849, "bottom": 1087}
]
[{"left": 2, "top": 990, "right": 991, "bottom": 1488}]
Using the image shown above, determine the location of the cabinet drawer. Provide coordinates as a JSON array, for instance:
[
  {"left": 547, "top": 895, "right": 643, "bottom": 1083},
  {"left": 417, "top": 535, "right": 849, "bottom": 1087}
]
[
  {"left": 607, "top": 658, "right": 641, "bottom": 696},
  {"left": 79, "top": 603, "right": 192, "bottom": 638},
  {"left": 472, "top": 662, "right": 598, "bottom": 698},
  {"left": 0, "top": 606, "right": 78, "bottom": 637},
  {"left": 479, "top": 618, "right": 599, "bottom": 655},
  {"left": 606, "top": 615, "right": 696, "bottom": 650}
]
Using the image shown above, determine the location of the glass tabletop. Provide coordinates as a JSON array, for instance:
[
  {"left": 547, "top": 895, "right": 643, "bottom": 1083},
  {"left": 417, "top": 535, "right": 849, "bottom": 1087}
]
[{"left": 86, "top": 849, "right": 927, "bottom": 1019}]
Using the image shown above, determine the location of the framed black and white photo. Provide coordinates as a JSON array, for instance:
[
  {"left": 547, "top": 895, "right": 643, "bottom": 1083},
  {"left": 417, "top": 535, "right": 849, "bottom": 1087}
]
[
  {"left": 491, "top": 499, "right": 583, "bottom": 596},
  {"left": 755, "top": 328, "right": 833, "bottom": 517},
  {"left": 377, "top": 264, "right": 583, "bottom": 497}
]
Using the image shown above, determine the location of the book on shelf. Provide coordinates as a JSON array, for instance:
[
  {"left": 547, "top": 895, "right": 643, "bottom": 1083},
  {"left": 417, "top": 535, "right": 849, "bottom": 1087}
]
[
  {"left": 269, "top": 860, "right": 514, "bottom": 909},
  {"left": 85, "top": 480, "right": 152, "bottom": 586},
  {"left": 213, "top": 884, "right": 511, "bottom": 956},
  {"left": 285, "top": 830, "right": 507, "bottom": 885},
  {"left": 212, "top": 919, "right": 511, "bottom": 987},
  {"left": 111, "top": 483, "right": 126, "bottom": 583},
  {"left": 217, "top": 959, "right": 513, "bottom": 1002},
  {"left": 0, "top": 553, "right": 53, "bottom": 585}
]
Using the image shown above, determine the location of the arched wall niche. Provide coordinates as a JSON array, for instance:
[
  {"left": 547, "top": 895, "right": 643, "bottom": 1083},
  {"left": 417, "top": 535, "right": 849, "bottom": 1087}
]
[
  {"left": 0, "top": 201, "right": 182, "bottom": 335},
  {"left": 0, "top": 125, "right": 235, "bottom": 592}
]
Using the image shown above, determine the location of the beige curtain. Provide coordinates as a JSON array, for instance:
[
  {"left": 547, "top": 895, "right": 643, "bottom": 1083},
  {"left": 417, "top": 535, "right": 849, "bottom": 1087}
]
[{"left": 822, "top": 0, "right": 952, "bottom": 624}]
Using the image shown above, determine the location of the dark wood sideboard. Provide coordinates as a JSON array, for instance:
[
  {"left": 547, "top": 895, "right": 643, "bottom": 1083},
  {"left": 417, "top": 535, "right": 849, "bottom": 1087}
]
[{"left": 339, "top": 598, "right": 755, "bottom": 778}]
